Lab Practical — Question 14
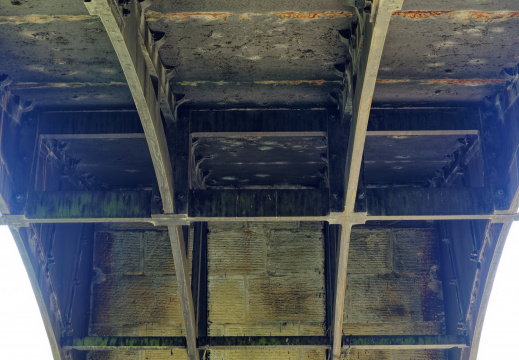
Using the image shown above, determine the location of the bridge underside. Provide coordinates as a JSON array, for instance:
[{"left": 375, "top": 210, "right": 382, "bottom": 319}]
[{"left": 1, "top": 1, "right": 518, "bottom": 360}]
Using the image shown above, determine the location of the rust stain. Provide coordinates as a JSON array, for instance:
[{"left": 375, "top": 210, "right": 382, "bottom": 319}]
[
  {"left": 146, "top": 11, "right": 353, "bottom": 21},
  {"left": 270, "top": 11, "right": 354, "bottom": 21},
  {"left": 393, "top": 11, "right": 453, "bottom": 19},
  {"left": 376, "top": 79, "right": 410, "bottom": 84},
  {"left": 376, "top": 79, "right": 506, "bottom": 86},
  {"left": 393, "top": 10, "right": 519, "bottom": 22},
  {"left": 8, "top": 82, "right": 126, "bottom": 90},
  {"left": 0, "top": 15, "right": 94, "bottom": 24},
  {"left": 178, "top": 81, "right": 229, "bottom": 86},
  {"left": 146, "top": 11, "right": 234, "bottom": 21},
  {"left": 426, "top": 79, "right": 507, "bottom": 86}
]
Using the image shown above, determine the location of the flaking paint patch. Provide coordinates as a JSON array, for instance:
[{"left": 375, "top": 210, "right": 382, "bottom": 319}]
[
  {"left": 8, "top": 82, "right": 126, "bottom": 90},
  {"left": 393, "top": 11, "right": 519, "bottom": 22},
  {"left": 145, "top": 11, "right": 354, "bottom": 22},
  {"left": 146, "top": 11, "right": 234, "bottom": 21},
  {"left": 177, "top": 80, "right": 337, "bottom": 86},
  {"left": 0, "top": 15, "right": 94, "bottom": 24},
  {"left": 270, "top": 11, "right": 354, "bottom": 21}
]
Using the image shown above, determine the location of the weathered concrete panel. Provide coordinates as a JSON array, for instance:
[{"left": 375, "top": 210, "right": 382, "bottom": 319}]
[
  {"left": 209, "top": 349, "right": 326, "bottom": 360},
  {"left": 344, "top": 227, "right": 445, "bottom": 336},
  {"left": 348, "top": 229, "right": 392, "bottom": 274},
  {"left": 248, "top": 276, "right": 325, "bottom": 322},
  {"left": 267, "top": 222, "right": 324, "bottom": 274},
  {"left": 393, "top": 229, "right": 440, "bottom": 274},
  {"left": 208, "top": 222, "right": 265, "bottom": 275},
  {"left": 91, "top": 275, "right": 185, "bottom": 336},
  {"left": 143, "top": 230, "right": 176, "bottom": 276},
  {"left": 208, "top": 276, "right": 246, "bottom": 324},
  {"left": 345, "top": 349, "right": 446, "bottom": 360},
  {"left": 90, "top": 227, "right": 194, "bottom": 337},
  {"left": 87, "top": 350, "right": 189, "bottom": 360},
  {"left": 208, "top": 222, "right": 325, "bottom": 337}
]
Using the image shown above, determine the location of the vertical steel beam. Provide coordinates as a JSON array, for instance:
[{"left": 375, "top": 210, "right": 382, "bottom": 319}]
[
  {"left": 333, "top": 0, "right": 403, "bottom": 358},
  {"left": 85, "top": 0, "right": 175, "bottom": 213},
  {"left": 169, "top": 226, "right": 200, "bottom": 360}
]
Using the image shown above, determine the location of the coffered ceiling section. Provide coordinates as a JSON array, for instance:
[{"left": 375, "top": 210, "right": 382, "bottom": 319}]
[{"left": 1, "top": 1, "right": 518, "bottom": 360}]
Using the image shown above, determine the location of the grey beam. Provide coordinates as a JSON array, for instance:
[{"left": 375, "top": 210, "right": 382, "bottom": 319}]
[
  {"left": 334, "top": 1, "right": 403, "bottom": 359},
  {"left": 85, "top": 0, "right": 175, "bottom": 213},
  {"left": 168, "top": 226, "right": 199, "bottom": 360},
  {"left": 62, "top": 335, "right": 466, "bottom": 351},
  {"left": 341, "top": 335, "right": 467, "bottom": 350},
  {"left": 6, "top": 212, "right": 519, "bottom": 229},
  {"left": 366, "top": 187, "right": 494, "bottom": 217},
  {"left": 25, "top": 191, "right": 152, "bottom": 219}
]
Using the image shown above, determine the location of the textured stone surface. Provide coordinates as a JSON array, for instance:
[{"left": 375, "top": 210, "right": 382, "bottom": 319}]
[
  {"left": 87, "top": 350, "right": 189, "bottom": 360},
  {"left": 209, "top": 349, "right": 326, "bottom": 360},
  {"left": 207, "top": 222, "right": 326, "bottom": 337},
  {"left": 90, "top": 227, "right": 193, "bottom": 336},
  {"left": 345, "top": 349, "right": 446, "bottom": 360},
  {"left": 344, "top": 227, "right": 445, "bottom": 336}
]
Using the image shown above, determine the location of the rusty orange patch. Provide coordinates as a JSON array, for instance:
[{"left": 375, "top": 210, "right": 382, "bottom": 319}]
[
  {"left": 146, "top": 12, "right": 234, "bottom": 21},
  {"left": 271, "top": 11, "right": 354, "bottom": 21},
  {"left": 376, "top": 79, "right": 411, "bottom": 84},
  {"left": 393, "top": 10, "right": 519, "bottom": 22},
  {"left": 393, "top": 11, "right": 453, "bottom": 19},
  {"left": 426, "top": 79, "right": 507, "bottom": 86},
  {"left": 146, "top": 11, "right": 353, "bottom": 22}
]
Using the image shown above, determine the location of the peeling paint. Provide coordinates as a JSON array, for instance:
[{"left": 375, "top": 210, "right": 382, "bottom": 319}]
[
  {"left": 393, "top": 11, "right": 519, "bottom": 22},
  {"left": 146, "top": 11, "right": 353, "bottom": 22},
  {"left": 376, "top": 79, "right": 506, "bottom": 86},
  {"left": 376, "top": 79, "right": 411, "bottom": 84},
  {"left": 426, "top": 79, "right": 506, "bottom": 86},
  {"left": 8, "top": 82, "right": 126, "bottom": 90},
  {"left": 146, "top": 11, "right": 234, "bottom": 21},
  {"left": 254, "top": 80, "right": 328, "bottom": 86},
  {"left": 0, "top": 15, "right": 94, "bottom": 24},
  {"left": 270, "top": 11, "right": 354, "bottom": 21},
  {"left": 177, "top": 80, "right": 338, "bottom": 87}
]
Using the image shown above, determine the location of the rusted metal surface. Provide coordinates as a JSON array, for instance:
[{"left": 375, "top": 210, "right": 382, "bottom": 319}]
[
  {"left": 393, "top": 11, "right": 519, "bottom": 22},
  {"left": 144, "top": 2, "right": 350, "bottom": 108},
  {"left": 145, "top": 11, "right": 353, "bottom": 21}
]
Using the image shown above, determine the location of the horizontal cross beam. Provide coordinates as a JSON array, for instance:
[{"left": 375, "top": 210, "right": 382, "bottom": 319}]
[
  {"left": 62, "top": 335, "right": 467, "bottom": 351},
  {"left": 4, "top": 212, "right": 519, "bottom": 228}
]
